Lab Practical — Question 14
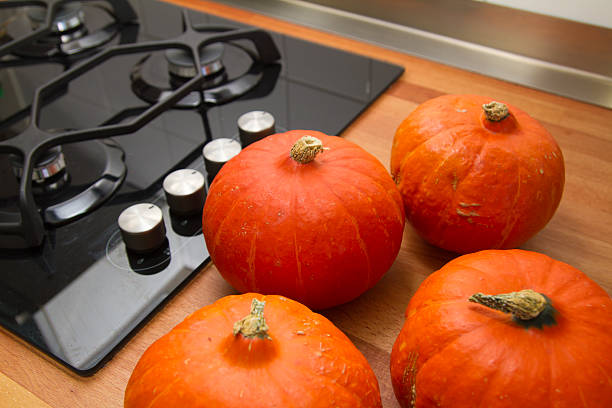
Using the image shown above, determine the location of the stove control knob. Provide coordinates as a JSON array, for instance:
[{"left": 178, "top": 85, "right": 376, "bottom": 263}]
[
  {"left": 118, "top": 203, "right": 166, "bottom": 253},
  {"left": 163, "top": 169, "right": 206, "bottom": 215},
  {"left": 237, "top": 111, "right": 276, "bottom": 147},
  {"left": 202, "top": 138, "right": 242, "bottom": 180}
]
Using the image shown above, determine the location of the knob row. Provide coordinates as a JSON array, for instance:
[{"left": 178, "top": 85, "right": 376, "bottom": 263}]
[
  {"left": 203, "top": 110, "right": 276, "bottom": 180},
  {"left": 118, "top": 111, "right": 276, "bottom": 253},
  {"left": 118, "top": 168, "right": 205, "bottom": 253}
]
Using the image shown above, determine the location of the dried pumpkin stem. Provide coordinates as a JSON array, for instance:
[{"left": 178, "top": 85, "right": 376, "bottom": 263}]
[
  {"left": 290, "top": 135, "right": 327, "bottom": 164},
  {"left": 233, "top": 298, "right": 271, "bottom": 340},
  {"left": 469, "top": 289, "right": 547, "bottom": 320},
  {"left": 482, "top": 101, "right": 509, "bottom": 122}
]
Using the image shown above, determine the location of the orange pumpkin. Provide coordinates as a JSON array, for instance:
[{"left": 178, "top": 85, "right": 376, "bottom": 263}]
[
  {"left": 390, "top": 94, "right": 564, "bottom": 253},
  {"left": 390, "top": 249, "right": 612, "bottom": 408},
  {"left": 203, "top": 130, "right": 405, "bottom": 309},
  {"left": 125, "top": 294, "right": 382, "bottom": 407}
]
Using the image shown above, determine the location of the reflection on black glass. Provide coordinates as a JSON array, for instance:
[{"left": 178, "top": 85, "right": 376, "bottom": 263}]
[
  {"left": 169, "top": 212, "right": 202, "bottom": 237},
  {"left": 126, "top": 238, "right": 171, "bottom": 275}
]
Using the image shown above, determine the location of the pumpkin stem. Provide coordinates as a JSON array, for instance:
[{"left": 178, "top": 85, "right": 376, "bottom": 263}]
[
  {"left": 469, "top": 289, "right": 547, "bottom": 320},
  {"left": 482, "top": 101, "right": 509, "bottom": 122},
  {"left": 233, "top": 298, "right": 271, "bottom": 340},
  {"left": 290, "top": 135, "right": 327, "bottom": 164}
]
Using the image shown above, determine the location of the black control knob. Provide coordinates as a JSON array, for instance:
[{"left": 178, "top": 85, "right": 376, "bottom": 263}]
[
  {"left": 118, "top": 203, "right": 166, "bottom": 253},
  {"left": 237, "top": 110, "right": 275, "bottom": 147},
  {"left": 163, "top": 169, "right": 205, "bottom": 215},
  {"left": 202, "top": 138, "right": 241, "bottom": 180}
]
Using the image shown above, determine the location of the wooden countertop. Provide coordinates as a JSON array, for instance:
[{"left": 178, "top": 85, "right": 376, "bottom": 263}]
[{"left": 1, "top": 1, "right": 610, "bottom": 407}]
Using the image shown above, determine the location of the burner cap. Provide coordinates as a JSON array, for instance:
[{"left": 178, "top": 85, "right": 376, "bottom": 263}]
[
  {"left": 10, "top": 146, "right": 67, "bottom": 183},
  {"left": 28, "top": 3, "right": 85, "bottom": 33},
  {"left": 165, "top": 43, "right": 225, "bottom": 79}
]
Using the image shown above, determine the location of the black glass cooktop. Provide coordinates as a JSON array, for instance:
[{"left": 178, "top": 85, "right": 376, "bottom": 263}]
[{"left": 0, "top": 0, "right": 403, "bottom": 374}]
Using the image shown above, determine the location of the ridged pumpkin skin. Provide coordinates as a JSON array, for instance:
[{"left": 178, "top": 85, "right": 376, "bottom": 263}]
[
  {"left": 390, "top": 249, "right": 612, "bottom": 408},
  {"left": 125, "top": 294, "right": 382, "bottom": 408},
  {"left": 390, "top": 94, "right": 564, "bottom": 253},
  {"left": 203, "top": 130, "right": 405, "bottom": 310}
]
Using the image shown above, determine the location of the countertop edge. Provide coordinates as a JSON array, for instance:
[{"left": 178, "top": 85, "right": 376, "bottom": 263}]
[{"left": 211, "top": 0, "right": 612, "bottom": 109}]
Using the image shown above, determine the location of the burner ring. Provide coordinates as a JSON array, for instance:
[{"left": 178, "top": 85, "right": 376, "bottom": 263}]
[
  {"left": 9, "top": 3, "right": 124, "bottom": 58},
  {"left": 28, "top": 3, "right": 86, "bottom": 33},
  {"left": 10, "top": 146, "right": 67, "bottom": 183},
  {"left": 130, "top": 41, "right": 281, "bottom": 108},
  {"left": 165, "top": 43, "right": 225, "bottom": 79},
  {"left": 42, "top": 140, "right": 127, "bottom": 226}
]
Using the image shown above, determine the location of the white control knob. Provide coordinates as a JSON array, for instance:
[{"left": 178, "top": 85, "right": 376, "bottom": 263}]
[
  {"left": 118, "top": 203, "right": 166, "bottom": 253},
  {"left": 202, "top": 138, "right": 241, "bottom": 180},
  {"left": 163, "top": 169, "right": 205, "bottom": 215},
  {"left": 237, "top": 110, "right": 276, "bottom": 147}
]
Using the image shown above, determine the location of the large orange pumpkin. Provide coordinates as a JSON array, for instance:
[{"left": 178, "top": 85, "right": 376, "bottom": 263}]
[
  {"left": 390, "top": 94, "right": 564, "bottom": 253},
  {"left": 390, "top": 249, "right": 612, "bottom": 408},
  {"left": 203, "top": 130, "right": 405, "bottom": 309},
  {"left": 125, "top": 293, "right": 382, "bottom": 407}
]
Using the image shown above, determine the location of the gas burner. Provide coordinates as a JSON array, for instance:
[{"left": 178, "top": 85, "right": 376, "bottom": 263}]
[
  {"left": 27, "top": 3, "right": 85, "bottom": 33},
  {"left": 0, "top": 140, "right": 126, "bottom": 227},
  {"left": 23, "top": 4, "right": 89, "bottom": 49},
  {"left": 166, "top": 43, "right": 225, "bottom": 79},
  {"left": 9, "top": 145, "right": 68, "bottom": 194},
  {"left": 1, "top": 0, "right": 136, "bottom": 59},
  {"left": 166, "top": 44, "right": 228, "bottom": 91},
  {"left": 131, "top": 41, "right": 279, "bottom": 108}
]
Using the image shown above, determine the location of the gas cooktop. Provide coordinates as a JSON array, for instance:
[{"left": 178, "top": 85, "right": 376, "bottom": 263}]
[{"left": 0, "top": 0, "right": 403, "bottom": 374}]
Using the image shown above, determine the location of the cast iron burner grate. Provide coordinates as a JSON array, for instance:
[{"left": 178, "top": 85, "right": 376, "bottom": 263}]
[{"left": 0, "top": 2, "right": 281, "bottom": 249}]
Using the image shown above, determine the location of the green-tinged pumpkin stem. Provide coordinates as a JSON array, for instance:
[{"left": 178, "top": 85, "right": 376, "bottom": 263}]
[
  {"left": 482, "top": 101, "right": 509, "bottom": 122},
  {"left": 469, "top": 289, "right": 547, "bottom": 320},
  {"left": 233, "top": 298, "right": 271, "bottom": 340},
  {"left": 290, "top": 135, "right": 327, "bottom": 164}
]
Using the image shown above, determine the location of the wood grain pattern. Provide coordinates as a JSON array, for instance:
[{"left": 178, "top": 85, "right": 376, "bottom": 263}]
[
  {"left": 0, "top": 372, "right": 52, "bottom": 408},
  {"left": 0, "top": 1, "right": 610, "bottom": 407}
]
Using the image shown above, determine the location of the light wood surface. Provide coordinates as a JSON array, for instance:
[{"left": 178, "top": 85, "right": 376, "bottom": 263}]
[
  {"left": 1, "top": 1, "right": 610, "bottom": 407},
  {"left": 0, "top": 372, "right": 52, "bottom": 408}
]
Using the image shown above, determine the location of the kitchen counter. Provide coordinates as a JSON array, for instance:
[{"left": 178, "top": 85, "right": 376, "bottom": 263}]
[{"left": 1, "top": 0, "right": 610, "bottom": 406}]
